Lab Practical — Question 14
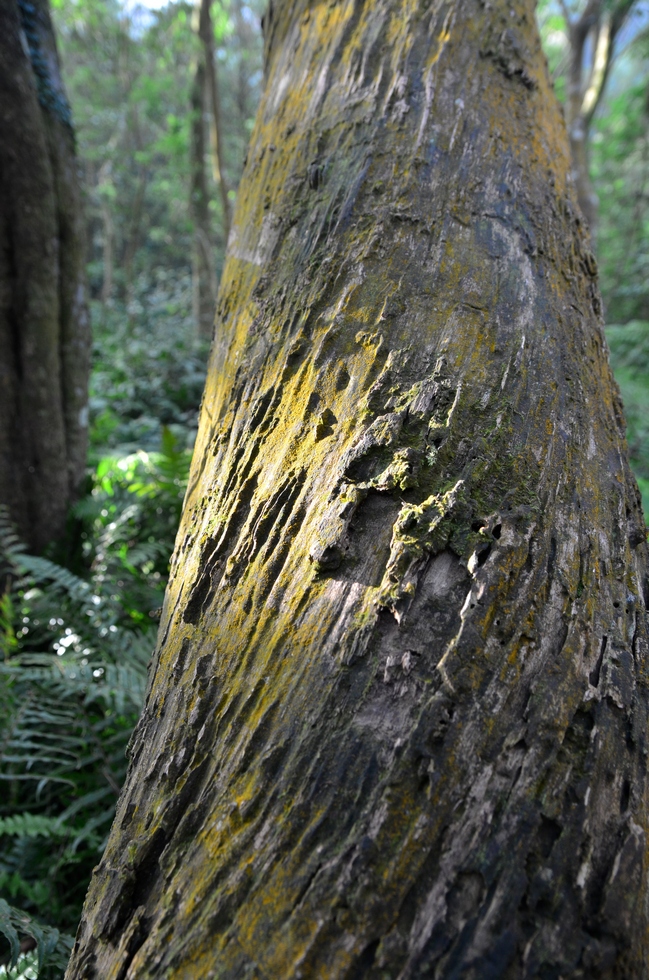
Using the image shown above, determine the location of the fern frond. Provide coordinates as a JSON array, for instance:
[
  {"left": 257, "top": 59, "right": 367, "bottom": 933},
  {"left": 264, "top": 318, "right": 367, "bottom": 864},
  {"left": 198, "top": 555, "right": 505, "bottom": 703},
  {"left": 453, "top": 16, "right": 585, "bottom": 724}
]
[
  {"left": 11, "top": 557, "right": 90, "bottom": 602},
  {"left": 0, "top": 899, "right": 72, "bottom": 977},
  {"left": 0, "top": 816, "right": 67, "bottom": 841},
  {"left": 0, "top": 509, "right": 27, "bottom": 565}
]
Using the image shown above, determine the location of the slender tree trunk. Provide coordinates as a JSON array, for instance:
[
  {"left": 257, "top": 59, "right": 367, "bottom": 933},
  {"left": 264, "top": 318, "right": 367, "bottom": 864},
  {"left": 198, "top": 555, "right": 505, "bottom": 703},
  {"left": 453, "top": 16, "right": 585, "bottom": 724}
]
[
  {"left": 99, "top": 195, "right": 114, "bottom": 310},
  {"left": 123, "top": 168, "right": 148, "bottom": 318},
  {"left": 122, "top": 106, "right": 148, "bottom": 307},
  {"left": 565, "top": 2, "right": 598, "bottom": 233},
  {"left": 234, "top": 0, "right": 251, "bottom": 127},
  {"left": 0, "top": 0, "right": 90, "bottom": 552},
  {"left": 190, "top": 59, "right": 217, "bottom": 340},
  {"left": 67, "top": 1, "right": 649, "bottom": 977},
  {"left": 199, "top": 0, "right": 231, "bottom": 241},
  {"left": 563, "top": 0, "right": 635, "bottom": 239}
]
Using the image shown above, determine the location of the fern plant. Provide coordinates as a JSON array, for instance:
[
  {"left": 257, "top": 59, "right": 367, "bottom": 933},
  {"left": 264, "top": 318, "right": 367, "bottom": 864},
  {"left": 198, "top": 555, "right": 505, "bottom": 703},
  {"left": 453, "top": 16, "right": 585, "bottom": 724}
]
[
  {"left": 0, "top": 900, "right": 72, "bottom": 980},
  {"left": 0, "top": 514, "right": 154, "bottom": 973},
  {"left": 0, "top": 426, "right": 191, "bottom": 976}
]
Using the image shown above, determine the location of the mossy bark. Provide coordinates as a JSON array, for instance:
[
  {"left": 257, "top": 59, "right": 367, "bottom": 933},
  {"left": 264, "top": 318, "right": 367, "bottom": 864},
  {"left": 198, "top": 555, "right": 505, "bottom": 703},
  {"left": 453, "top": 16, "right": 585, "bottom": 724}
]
[
  {"left": 0, "top": 0, "right": 90, "bottom": 552},
  {"left": 67, "top": 0, "right": 649, "bottom": 977}
]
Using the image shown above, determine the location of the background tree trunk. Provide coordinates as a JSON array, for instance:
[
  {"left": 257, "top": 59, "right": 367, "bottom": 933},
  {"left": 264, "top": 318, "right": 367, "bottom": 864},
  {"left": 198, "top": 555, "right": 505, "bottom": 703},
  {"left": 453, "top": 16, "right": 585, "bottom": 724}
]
[
  {"left": 0, "top": 0, "right": 90, "bottom": 552},
  {"left": 199, "top": 0, "right": 231, "bottom": 242},
  {"left": 98, "top": 156, "right": 116, "bottom": 313},
  {"left": 562, "top": 0, "right": 636, "bottom": 239},
  {"left": 67, "top": 0, "right": 649, "bottom": 977},
  {"left": 190, "top": 59, "right": 217, "bottom": 340},
  {"left": 122, "top": 105, "right": 148, "bottom": 311}
]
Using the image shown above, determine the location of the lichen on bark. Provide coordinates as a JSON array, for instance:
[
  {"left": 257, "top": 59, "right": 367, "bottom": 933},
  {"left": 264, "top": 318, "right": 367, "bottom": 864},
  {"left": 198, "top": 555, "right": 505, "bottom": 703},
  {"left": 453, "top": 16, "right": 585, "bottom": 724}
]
[{"left": 67, "top": 0, "right": 649, "bottom": 977}]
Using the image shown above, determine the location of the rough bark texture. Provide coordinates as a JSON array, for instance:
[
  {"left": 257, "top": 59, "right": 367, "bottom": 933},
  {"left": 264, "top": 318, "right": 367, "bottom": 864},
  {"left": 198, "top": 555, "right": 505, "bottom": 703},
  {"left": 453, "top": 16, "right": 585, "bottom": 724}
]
[
  {"left": 0, "top": 0, "right": 90, "bottom": 552},
  {"left": 68, "top": 0, "right": 649, "bottom": 977}
]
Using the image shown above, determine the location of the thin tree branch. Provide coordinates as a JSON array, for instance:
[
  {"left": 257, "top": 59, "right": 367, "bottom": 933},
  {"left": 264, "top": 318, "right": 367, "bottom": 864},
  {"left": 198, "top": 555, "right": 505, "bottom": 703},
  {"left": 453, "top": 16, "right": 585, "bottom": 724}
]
[
  {"left": 581, "top": 12, "right": 611, "bottom": 120},
  {"left": 583, "top": 0, "right": 636, "bottom": 125},
  {"left": 574, "top": 0, "right": 602, "bottom": 39},
  {"left": 558, "top": 0, "right": 573, "bottom": 28}
]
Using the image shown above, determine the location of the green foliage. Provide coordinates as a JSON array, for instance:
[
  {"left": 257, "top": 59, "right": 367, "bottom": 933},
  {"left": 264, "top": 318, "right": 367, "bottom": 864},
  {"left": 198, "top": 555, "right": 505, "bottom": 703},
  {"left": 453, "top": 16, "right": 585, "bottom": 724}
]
[
  {"left": 0, "top": 395, "right": 192, "bottom": 973},
  {"left": 0, "top": 325, "right": 193, "bottom": 970},
  {"left": 76, "top": 430, "right": 192, "bottom": 629},
  {"left": 537, "top": 0, "right": 649, "bottom": 321},
  {"left": 606, "top": 321, "right": 649, "bottom": 516},
  {"left": 88, "top": 278, "right": 207, "bottom": 455},
  {"left": 593, "top": 81, "right": 649, "bottom": 322},
  {"left": 0, "top": 510, "right": 152, "bottom": 942},
  {"left": 0, "top": 817, "right": 70, "bottom": 841},
  {"left": 0, "top": 900, "right": 72, "bottom": 980},
  {"left": 536, "top": 1, "right": 570, "bottom": 103}
]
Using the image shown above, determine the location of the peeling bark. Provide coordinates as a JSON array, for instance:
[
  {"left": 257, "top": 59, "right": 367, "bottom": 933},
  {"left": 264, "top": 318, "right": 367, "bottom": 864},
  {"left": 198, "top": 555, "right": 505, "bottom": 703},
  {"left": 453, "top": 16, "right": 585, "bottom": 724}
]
[
  {"left": 68, "top": 0, "right": 649, "bottom": 977},
  {"left": 0, "top": 0, "right": 90, "bottom": 551}
]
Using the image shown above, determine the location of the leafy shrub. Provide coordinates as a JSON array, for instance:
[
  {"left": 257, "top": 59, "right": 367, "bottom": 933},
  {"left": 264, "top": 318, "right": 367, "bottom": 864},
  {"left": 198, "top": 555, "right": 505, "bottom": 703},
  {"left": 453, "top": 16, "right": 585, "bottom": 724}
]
[
  {"left": 74, "top": 425, "right": 192, "bottom": 627},
  {"left": 0, "top": 419, "right": 192, "bottom": 974},
  {"left": 0, "top": 257, "right": 198, "bottom": 972},
  {"left": 0, "top": 901, "right": 73, "bottom": 980},
  {"left": 89, "top": 280, "right": 208, "bottom": 456},
  {"left": 0, "top": 515, "right": 150, "bottom": 943}
]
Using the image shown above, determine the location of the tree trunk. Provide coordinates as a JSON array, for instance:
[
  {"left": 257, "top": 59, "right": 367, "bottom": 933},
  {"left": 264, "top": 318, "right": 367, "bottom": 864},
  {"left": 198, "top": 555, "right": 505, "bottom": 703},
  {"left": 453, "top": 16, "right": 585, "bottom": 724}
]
[
  {"left": 199, "top": 0, "right": 231, "bottom": 242},
  {"left": 234, "top": 0, "right": 251, "bottom": 128},
  {"left": 563, "top": 0, "right": 635, "bottom": 240},
  {"left": 0, "top": 0, "right": 90, "bottom": 553},
  {"left": 67, "top": 1, "right": 649, "bottom": 977},
  {"left": 190, "top": 59, "right": 217, "bottom": 340},
  {"left": 98, "top": 163, "right": 115, "bottom": 312},
  {"left": 122, "top": 106, "right": 149, "bottom": 309}
]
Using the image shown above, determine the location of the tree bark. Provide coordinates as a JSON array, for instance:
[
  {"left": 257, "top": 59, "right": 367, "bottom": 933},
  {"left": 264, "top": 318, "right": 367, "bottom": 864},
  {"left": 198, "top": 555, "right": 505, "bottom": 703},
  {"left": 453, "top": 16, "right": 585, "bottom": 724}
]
[
  {"left": 67, "top": 1, "right": 649, "bottom": 977},
  {"left": 0, "top": 0, "right": 90, "bottom": 552}
]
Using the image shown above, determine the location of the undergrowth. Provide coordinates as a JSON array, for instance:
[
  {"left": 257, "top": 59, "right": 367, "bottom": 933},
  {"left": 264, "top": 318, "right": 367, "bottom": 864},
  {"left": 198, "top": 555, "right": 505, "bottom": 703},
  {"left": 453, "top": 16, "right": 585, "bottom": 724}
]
[
  {"left": 89, "top": 283, "right": 208, "bottom": 456},
  {"left": 0, "top": 374, "right": 195, "bottom": 975}
]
